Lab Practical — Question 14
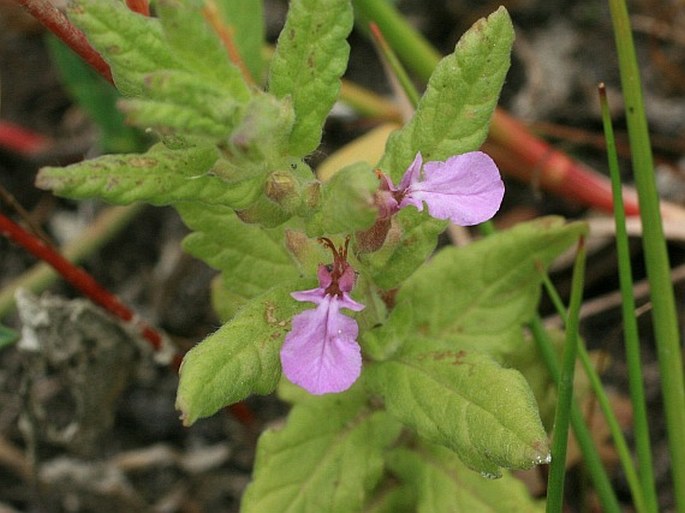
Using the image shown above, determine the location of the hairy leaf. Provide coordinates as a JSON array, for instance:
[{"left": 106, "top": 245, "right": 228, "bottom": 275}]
[
  {"left": 68, "top": 0, "right": 176, "bottom": 97},
  {"left": 242, "top": 390, "right": 401, "bottom": 513},
  {"left": 367, "top": 348, "right": 550, "bottom": 476},
  {"left": 268, "top": 0, "right": 353, "bottom": 156},
  {"left": 178, "top": 203, "right": 299, "bottom": 302},
  {"left": 46, "top": 36, "right": 146, "bottom": 153},
  {"left": 388, "top": 444, "right": 545, "bottom": 512},
  {"left": 379, "top": 7, "right": 514, "bottom": 180},
  {"left": 119, "top": 69, "right": 242, "bottom": 138},
  {"left": 214, "top": 0, "right": 266, "bottom": 81},
  {"left": 156, "top": 0, "right": 249, "bottom": 100},
  {"left": 368, "top": 217, "right": 587, "bottom": 359},
  {"left": 35, "top": 144, "right": 234, "bottom": 206},
  {"left": 176, "top": 281, "right": 306, "bottom": 425}
]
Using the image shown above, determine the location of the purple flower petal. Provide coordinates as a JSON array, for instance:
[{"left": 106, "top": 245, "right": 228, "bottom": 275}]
[
  {"left": 281, "top": 295, "right": 363, "bottom": 395},
  {"left": 291, "top": 287, "right": 326, "bottom": 304},
  {"left": 398, "top": 152, "right": 423, "bottom": 191},
  {"left": 400, "top": 151, "right": 504, "bottom": 226}
]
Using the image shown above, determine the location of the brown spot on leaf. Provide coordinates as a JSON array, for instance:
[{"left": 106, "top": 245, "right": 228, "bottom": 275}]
[
  {"left": 129, "top": 157, "right": 158, "bottom": 168},
  {"left": 429, "top": 350, "right": 467, "bottom": 366},
  {"left": 264, "top": 302, "right": 278, "bottom": 325}
]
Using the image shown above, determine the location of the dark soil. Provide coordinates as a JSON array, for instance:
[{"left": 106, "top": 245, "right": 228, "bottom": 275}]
[{"left": 1, "top": 0, "right": 684, "bottom": 512}]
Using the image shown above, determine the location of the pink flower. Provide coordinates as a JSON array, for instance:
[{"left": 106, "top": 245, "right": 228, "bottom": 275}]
[
  {"left": 378, "top": 151, "right": 504, "bottom": 225},
  {"left": 281, "top": 238, "right": 365, "bottom": 395}
]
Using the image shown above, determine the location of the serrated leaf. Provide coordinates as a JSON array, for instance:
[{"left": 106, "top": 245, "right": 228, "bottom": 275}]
[
  {"left": 387, "top": 444, "right": 545, "bottom": 512},
  {"left": 178, "top": 203, "right": 299, "bottom": 301},
  {"left": 119, "top": 69, "right": 242, "bottom": 138},
  {"left": 305, "top": 162, "right": 378, "bottom": 236},
  {"left": 156, "top": 0, "right": 249, "bottom": 100},
  {"left": 242, "top": 389, "right": 402, "bottom": 513},
  {"left": 371, "top": 217, "right": 587, "bottom": 359},
  {"left": 46, "top": 36, "right": 146, "bottom": 153},
  {"left": 68, "top": 0, "right": 177, "bottom": 97},
  {"left": 35, "top": 144, "right": 244, "bottom": 207},
  {"left": 176, "top": 281, "right": 306, "bottom": 425},
  {"left": 214, "top": 0, "right": 265, "bottom": 82},
  {"left": 268, "top": 0, "right": 353, "bottom": 156},
  {"left": 120, "top": 98, "right": 233, "bottom": 138},
  {"left": 379, "top": 7, "right": 514, "bottom": 180},
  {"left": 367, "top": 348, "right": 550, "bottom": 475}
]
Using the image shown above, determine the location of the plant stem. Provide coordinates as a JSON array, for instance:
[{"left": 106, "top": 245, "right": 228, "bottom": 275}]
[
  {"left": 607, "top": 1, "right": 685, "bottom": 510},
  {"left": 546, "top": 237, "right": 586, "bottom": 513},
  {"left": 368, "top": 22, "right": 420, "bottom": 108},
  {"left": 14, "top": 0, "right": 113, "bottom": 84},
  {"left": 599, "top": 83, "right": 659, "bottom": 513},
  {"left": 529, "top": 316, "right": 621, "bottom": 513},
  {"left": 0, "top": 206, "right": 164, "bottom": 352},
  {"left": 203, "top": 0, "right": 255, "bottom": 85},
  {"left": 0, "top": 122, "right": 51, "bottom": 156},
  {"left": 125, "top": 0, "right": 149, "bottom": 16}
]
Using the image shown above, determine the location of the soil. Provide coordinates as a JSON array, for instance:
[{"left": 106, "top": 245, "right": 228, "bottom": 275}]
[{"left": 1, "top": 0, "right": 684, "bottom": 512}]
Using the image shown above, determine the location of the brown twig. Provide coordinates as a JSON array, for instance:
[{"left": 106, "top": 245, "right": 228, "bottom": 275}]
[{"left": 14, "top": 0, "right": 113, "bottom": 84}]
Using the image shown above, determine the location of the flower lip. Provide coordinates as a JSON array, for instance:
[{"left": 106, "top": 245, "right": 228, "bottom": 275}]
[{"left": 281, "top": 235, "right": 365, "bottom": 395}]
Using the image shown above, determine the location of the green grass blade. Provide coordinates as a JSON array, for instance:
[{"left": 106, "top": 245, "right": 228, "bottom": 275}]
[
  {"left": 546, "top": 238, "right": 586, "bottom": 513},
  {"left": 607, "top": 2, "right": 685, "bottom": 510},
  {"left": 599, "top": 83, "right": 659, "bottom": 513},
  {"left": 540, "top": 251, "right": 649, "bottom": 512},
  {"left": 529, "top": 317, "right": 621, "bottom": 513}
]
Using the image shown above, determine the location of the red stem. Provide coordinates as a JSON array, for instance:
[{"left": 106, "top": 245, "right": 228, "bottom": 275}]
[
  {"left": 0, "top": 122, "right": 51, "bottom": 156},
  {"left": 125, "top": 0, "right": 150, "bottom": 16},
  {"left": 14, "top": 0, "right": 113, "bottom": 84},
  {"left": 0, "top": 213, "right": 258, "bottom": 427},
  {"left": 0, "top": 212, "right": 162, "bottom": 350},
  {"left": 487, "top": 109, "right": 642, "bottom": 216}
]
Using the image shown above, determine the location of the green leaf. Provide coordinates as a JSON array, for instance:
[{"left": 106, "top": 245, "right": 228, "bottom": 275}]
[
  {"left": 370, "top": 217, "right": 587, "bottom": 359},
  {"left": 35, "top": 143, "right": 239, "bottom": 207},
  {"left": 504, "top": 332, "right": 563, "bottom": 431},
  {"left": 178, "top": 203, "right": 299, "bottom": 301},
  {"left": 387, "top": 443, "right": 545, "bottom": 512},
  {"left": 268, "top": 0, "right": 353, "bottom": 156},
  {"left": 68, "top": 0, "right": 177, "bottom": 97},
  {"left": 46, "top": 36, "right": 146, "bottom": 153},
  {"left": 119, "top": 69, "right": 242, "bottom": 138},
  {"left": 305, "top": 162, "right": 378, "bottom": 236},
  {"left": 155, "top": 0, "right": 249, "bottom": 100},
  {"left": 227, "top": 92, "right": 296, "bottom": 163},
  {"left": 242, "top": 389, "right": 402, "bottom": 513},
  {"left": 363, "top": 483, "right": 416, "bottom": 513},
  {"left": 215, "top": 0, "right": 265, "bottom": 82},
  {"left": 367, "top": 348, "right": 550, "bottom": 476},
  {"left": 0, "top": 324, "right": 19, "bottom": 350},
  {"left": 379, "top": 7, "right": 515, "bottom": 181},
  {"left": 176, "top": 281, "right": 306, "bottom": 425}
]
